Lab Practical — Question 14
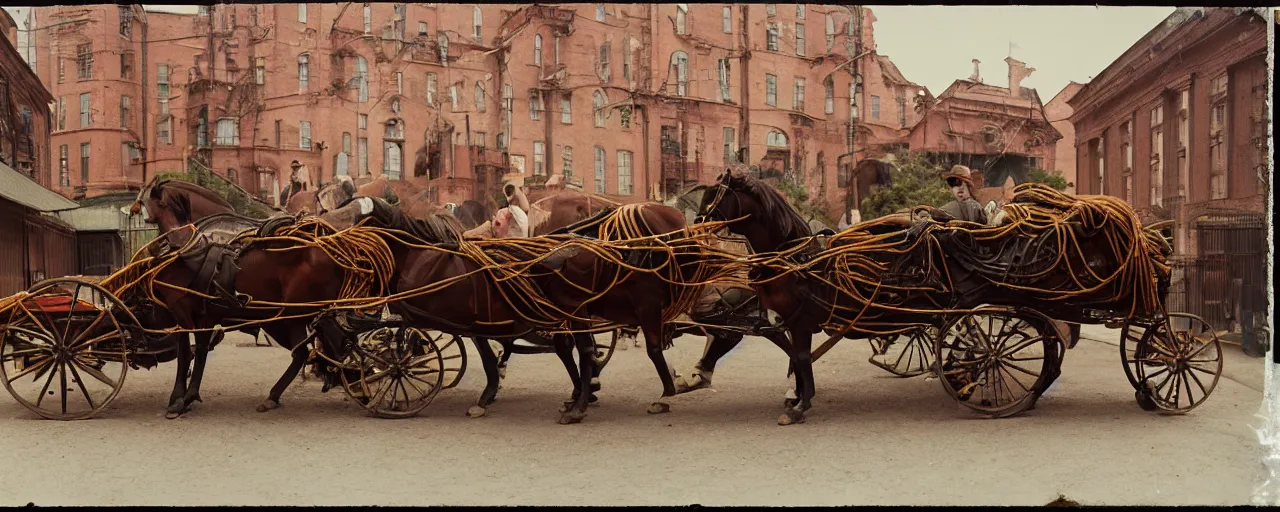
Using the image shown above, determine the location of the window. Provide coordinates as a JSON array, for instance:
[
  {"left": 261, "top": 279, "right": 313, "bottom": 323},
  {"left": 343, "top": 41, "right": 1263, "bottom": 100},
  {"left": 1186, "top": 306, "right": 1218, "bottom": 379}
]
[
  {"left": 723, "top": 127, "right": 736, "bottom": 163},
  {"left": 793, "top": 78, "right": 805, "bottom": 111},
  {"left": 766, "top": 4, "right": 776, "bottom": 16},
  {"left": 119, "top": 95, "right": 130, "bottom": 129},
  {"left": 475, "top": 81, "right": 486, "bottom": 112},
  {"left": 765, "top": 74, "right": 777, "bottom": 106},
  {"left": 532, "top": 141, "right": 545, "bottom": 176},
  {"left": 437, "top": 33, "right": 449, "bottom": 61},
  {"left": 562, "top": 146, "right": 574, "bottom": 179},
  {"left": 384, "top": 142, "right": 402, "bottom": 179},
  {"left": 1096, "top": 136, "right": 1105, "bottom": 195},
  {"left": 824, "top": 77, "right": 834, "bottom": 114},
  {"left": 343, "top": 132, "right": 353, "bottom": 154},
  {"left": 473, "top": 6, "right": 483, "bottom": 42},
  {"left": 120, "top": 52, "right": 133, "bottom": 79},
  {"left": 419, "top": 22, "right": 428, "bottom": 36},
  {"left": 119, "top": 5, "right": 133, "bottom": 38},
  {"left": 157, "top": 64, "right": 170, "bottom": 115},
  {"left": 722, "top": 7, "right": 732, "bottom": 33},
  {"left": 554, "top": 36, "right": 562, "bottom": 65},
  {"left": 796, "top": 5, "right": 806, "bottom": 19},
  {"left": 592, "top": 91, "right": 607, "bottom": 127},
  {"left": 795, "top": 23, "right": 805, "bottom": 56},
  {"left": 449, "top": 84, "right": 458, "bottom": 111},
  {"left": 355, "top": 57, "right": 368, "bottom": 102},
  {"left": 473, "top": 132, "right": 487, "bottom": 148},
  {"left": 617, "top": 150, "right": 633, "bottom": 195},
  {"left": 502, "top": 83, "right": 513, "bottom": 116},
  {"left": 59, "top": 145, "right": 69, "bottom": 186},
  {"left": 675, "top": 4, "right": 688, "bottom": 34},
  {"left": 560, "top": 94, "right": 572, "bottom": 124},
  {"left": 1210, "top": 75, "right": 1228, "bottom": 200},
  {"left": 297, "top": 54, "right": 309, "bottom": 91},
  {"left": 77, "top": 44, "right": 92, "bottom": 80},
  {"left": 766, "top": 131, "right": 787, "bottom": 147},
  {"left": 300, "top": 121, "right": 312, "bottom": 149},
  {"left": 871, "top": 95, "right": 880, "bottom": 119},
  {"left": 530, "top": 91, "right": 542, "bottom": 120},
  {"left": 275, "top": 120, "right": 282, "bottom": 147},
  {"left": 396, "top": 72, "right": 403, "bottom": 95},
  {"left": 158, "top": 118, "right": 171, "bottom": 144},
  {"left": 622, "top": 38, "right": 631, "bottom": 80},
  {"left": 298, "top": 4, "right": 307, "bottom": 23},
  {"left": 358, "top": 138, "right": 369, "bottom": 176},
  {"left": 595, "top": 4, "right": 606, "bottom": 22},
  {"left": 58, "top": 57, "right": 65, "bottom": 83},
  {"left": 385, "top": 120, "right": 404, "bottom": 139},
  {"left": 1177, "top": 89, "right": 1189, "bottom": 198},
  {"left": 766, "top": 24, "right": 779, "bottom": 51},
  {"left": 497, "top": 133, "right": 507, "bottom": 150},
  {"left": 897, "top": 96, "right": 907, "bottom": 127},
  {"left": 80, "top": 143, "right": 90, "bottom": 183},
  {"left": 426, "top": 73, "right": 437, "bottom": 105},
  {"left": 1150, "top": 106, "right": 1165, "bottom": 202},
  {"left": 534, "top": 35, "right": 543, "bottom": 66},
  {"left": 196, "top": 111, "right": 208, "bottom": 147},
  {"left": 594, "top": 146, "right": 606, "bottom": 193},
  {"left": 363, "top": 4, "right": 372, "bottom": 33},
  {"left": 599, "top": 44, "right": 611, "bottom": 81},
  {"left": 850, "top": 82, "right": 858, "bottom": 120},
  {"left": 255, "top": 57, "right": 265, "bottom": 85},
  {"left": 56, "top": 97, "right": 65, "bottom": 131},
  {"left": 359, "top": 114, "right": 368, "bottom": 129},
  {"left": 671, "top": 51, "right": 688, "bottom": 96},
  {"left": 717, "top": 59, "right": 731, "bottom": 102},
  {"left": 216, "top": 118, "right": 239, "bottom": 145},
  {"left": 79, "top": 93, "right": 91, "bottom": 127},
  {"left": 825, "top": 14, "right": 836, "bottom": 52}
]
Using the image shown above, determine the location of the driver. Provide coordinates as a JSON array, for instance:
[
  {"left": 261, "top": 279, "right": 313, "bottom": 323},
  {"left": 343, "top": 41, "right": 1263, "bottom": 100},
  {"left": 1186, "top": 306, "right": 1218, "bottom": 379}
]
[
  {"left": 492, "top": 183, "right": 530, "bottom": 238},
  {"left": 939, "top": 164, "right": 988, "bottom": 224}
]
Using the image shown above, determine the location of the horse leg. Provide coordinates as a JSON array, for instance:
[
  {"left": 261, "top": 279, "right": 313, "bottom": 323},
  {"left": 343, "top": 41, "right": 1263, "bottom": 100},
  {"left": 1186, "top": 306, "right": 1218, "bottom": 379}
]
[
  {"left": 165, "top": 333, "right": 192, "bottom": 419},
  {"left": 780, "top": 327, "right": 815, "bottom": 426},
  {"left": 181, "top": 328, "right": 222, "bottom": 409},
  {"left": 496, "top": 339, "right": 512, "bottom": 381},
  {"left": 640, "top": 319, "right": 678, "bottom": 415},
  {"left": 257, "top": 325, "right": 309, "bottom": 413},
  {"left": 553, "top": 333, "right": 585, "bottom": 414},
  {"left": 617, "top": 326, "right": 640, "bottom": 350},
  {"left": 466, "top": 337, "right": 502, "bottom": 418},
  {"left": 676, "top": 331, "right": 743, "bottom": 394},
  {"left": 559, "top": 330, "right": 596, "bottom": 424}
]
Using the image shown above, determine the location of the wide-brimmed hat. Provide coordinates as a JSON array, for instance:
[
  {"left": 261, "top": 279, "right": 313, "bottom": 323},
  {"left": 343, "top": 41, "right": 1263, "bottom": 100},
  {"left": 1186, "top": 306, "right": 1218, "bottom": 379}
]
[
  {"left": 941, "top": 164, "right": 976, "bottom": 189},
  {"left": 290, "top": 160, "right": 303, "bottom": 168}
]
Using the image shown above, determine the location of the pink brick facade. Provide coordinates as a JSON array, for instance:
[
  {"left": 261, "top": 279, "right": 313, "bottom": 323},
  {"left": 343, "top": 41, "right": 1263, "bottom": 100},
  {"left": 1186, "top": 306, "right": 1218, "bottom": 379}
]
[
  {"left": 1, "top": 9, "right": 53, "bottom": 188},
  {"left": 1044, "top": 81, "right": 1083, "bottom": 194},
  {"left": 28, "top": 4, "right": 922, "bottom": 220}
]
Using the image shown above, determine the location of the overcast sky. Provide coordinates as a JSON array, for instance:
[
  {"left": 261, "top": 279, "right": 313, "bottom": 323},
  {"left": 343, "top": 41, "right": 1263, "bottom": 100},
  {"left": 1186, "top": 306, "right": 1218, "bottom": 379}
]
[{"left": 5, "top": 5, "right": 1174, "bottom": 99}]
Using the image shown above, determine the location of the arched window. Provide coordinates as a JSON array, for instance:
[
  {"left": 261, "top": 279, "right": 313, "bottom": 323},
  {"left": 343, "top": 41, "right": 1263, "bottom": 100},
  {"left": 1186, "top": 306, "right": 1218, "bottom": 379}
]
[
  {"left": 472, "top": 6, "right": 483, "bottom": 42},
  {"left": 534, "top": 34, "right": 543, "bottom": 66},
  {"left": 437, "top": 33, "right": 449, "bottom": 62},
  {"left": 355, "top": 56, "right": 369, "bottom": 102},
  {"left": 297, "top": 54, "right": 309, "bottom": 91},
  {"left": 766, "top": 131, "right": 788, "bottom": 147},
  {"left": 670, "top": 51, "right": 688, "bottom": 96},
  {"left": 529, "top": 90, "right": 542, "bottom": 120},
  {"left": 592, "top": 90, "right": 608, "bottom": 128},
  {"left": 825, "top": 13, "right": 836, "bottom": 51}
]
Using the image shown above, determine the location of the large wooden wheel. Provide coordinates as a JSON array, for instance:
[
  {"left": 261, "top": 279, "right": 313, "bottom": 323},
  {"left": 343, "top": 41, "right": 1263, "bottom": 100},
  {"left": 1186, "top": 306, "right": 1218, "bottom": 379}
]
[
  {"left": 339, "top": 326, "right": 446, "bottom": 419},
  {"left": 596, "top": 330, "right": 620, "bottom": 369},
  {"left": 1119, "top": 313, "right": 1222, "bottom": 414},
  {"left": 868, "top": 327, "right": 935, "bottom": 378},
  {"left": 424, "top": 330, "right": 467, "bottom": 389},
  {"left": 0, "top": 278, "right": 135, "bottom": 420},
  {"left": 934, "top": 307, "right": 1061, "bottom": 418}
]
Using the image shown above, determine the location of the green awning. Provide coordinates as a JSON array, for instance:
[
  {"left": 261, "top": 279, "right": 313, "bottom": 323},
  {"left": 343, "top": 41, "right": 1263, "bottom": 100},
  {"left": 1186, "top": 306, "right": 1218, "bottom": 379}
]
[{"left": 0, "top": 161, "right": 80, "bottom": 212}]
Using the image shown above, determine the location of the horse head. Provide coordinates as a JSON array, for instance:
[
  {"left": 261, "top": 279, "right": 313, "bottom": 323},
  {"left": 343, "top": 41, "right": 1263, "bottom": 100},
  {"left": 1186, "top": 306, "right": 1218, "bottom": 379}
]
[{"left": 695, "top": 169, "right": 811, "bottom": 253}]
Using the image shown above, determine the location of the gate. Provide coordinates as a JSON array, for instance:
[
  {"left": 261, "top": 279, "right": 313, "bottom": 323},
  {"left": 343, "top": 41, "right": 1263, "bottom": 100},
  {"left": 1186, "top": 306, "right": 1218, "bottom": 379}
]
[
  {"left": 1168, "top": 214, "right": 1268, "bottom": 354},
  {"left": 121, "top": 212, "right": 158, "bottom": 262}
]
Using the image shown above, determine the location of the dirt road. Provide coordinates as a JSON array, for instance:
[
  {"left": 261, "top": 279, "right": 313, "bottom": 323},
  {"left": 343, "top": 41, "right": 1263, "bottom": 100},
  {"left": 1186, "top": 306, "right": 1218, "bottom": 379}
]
[{"left": 0, "top": 331, "right": 1263, "bottom": 506}]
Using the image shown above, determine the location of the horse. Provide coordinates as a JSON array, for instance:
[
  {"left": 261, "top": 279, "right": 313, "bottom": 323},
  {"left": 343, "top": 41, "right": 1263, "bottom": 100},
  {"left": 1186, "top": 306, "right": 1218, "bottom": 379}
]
[{"left": 334, "top": 199, "right": 743, "bottom": 422}]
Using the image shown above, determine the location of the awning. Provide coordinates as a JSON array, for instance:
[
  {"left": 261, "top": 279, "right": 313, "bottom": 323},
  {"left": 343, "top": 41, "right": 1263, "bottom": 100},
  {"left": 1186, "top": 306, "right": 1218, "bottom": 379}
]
[{"left": 0, "top": 161, "right": 80, "bottom": 212}]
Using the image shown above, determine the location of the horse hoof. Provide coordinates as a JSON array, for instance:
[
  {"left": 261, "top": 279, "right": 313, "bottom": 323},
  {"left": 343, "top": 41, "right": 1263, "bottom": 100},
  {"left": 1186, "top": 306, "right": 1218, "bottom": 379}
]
[
  {"left": 164, "top": 411, "right": 182, "bottom": 420},
  {"left": 466, "top": 405, "right": 488, "bottom": 418},
  {"left": 256, "top": 399, "right": 280, "bottom": 413},
  {"left": 558, "top": 412, "right": 585, "bottom": 425},
  {"left": 778, "top": 410, "right": 806, "bottom": 426},
  {"left": 498, "top": 367, "right": 507, "bottom": 379},
  {"left": 647, "top": 402, "right": 671, "bottom": 415}
]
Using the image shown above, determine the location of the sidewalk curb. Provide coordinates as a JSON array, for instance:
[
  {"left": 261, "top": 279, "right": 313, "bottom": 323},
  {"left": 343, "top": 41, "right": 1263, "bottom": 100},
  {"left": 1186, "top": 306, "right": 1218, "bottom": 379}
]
[{"left": 1076, "top": 335, "right": 1264, "bottom": 393}]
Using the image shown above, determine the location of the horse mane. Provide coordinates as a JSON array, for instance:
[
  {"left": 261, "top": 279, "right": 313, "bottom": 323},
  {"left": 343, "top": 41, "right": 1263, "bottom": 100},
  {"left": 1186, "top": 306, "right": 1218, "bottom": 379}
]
[
  {"left": 724, "top": 172, "right": 813, "bottom": 239},
  {"left": 153, "top": 179, "right": 235, "bottom": 211}
]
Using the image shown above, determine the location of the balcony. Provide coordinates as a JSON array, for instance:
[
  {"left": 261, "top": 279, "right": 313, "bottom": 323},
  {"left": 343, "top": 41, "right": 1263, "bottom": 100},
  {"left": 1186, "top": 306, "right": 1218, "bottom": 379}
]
[{"left": 524, "top": 5, "right": 576, "bottom": 36}]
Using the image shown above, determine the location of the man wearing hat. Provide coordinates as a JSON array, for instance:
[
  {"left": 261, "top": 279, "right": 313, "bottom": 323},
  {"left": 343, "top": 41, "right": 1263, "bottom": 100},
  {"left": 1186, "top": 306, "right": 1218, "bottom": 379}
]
[{"left": 940, "top": 164, "right": 987, "bottom": 224}]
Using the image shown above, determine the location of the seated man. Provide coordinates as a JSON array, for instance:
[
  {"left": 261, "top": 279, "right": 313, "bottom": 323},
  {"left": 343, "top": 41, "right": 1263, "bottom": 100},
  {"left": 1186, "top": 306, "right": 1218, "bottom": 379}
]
[
  {"left": 492, "top": 183, "right": 530, "bottom": 238},
  {"left": 939, "top": 164, "right": 988, "bottom": 225}
]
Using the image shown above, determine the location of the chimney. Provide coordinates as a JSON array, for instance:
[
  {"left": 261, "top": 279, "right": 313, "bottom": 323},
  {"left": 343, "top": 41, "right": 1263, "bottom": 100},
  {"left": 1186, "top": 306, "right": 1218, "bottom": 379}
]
[
  {"left": 1006, "top": 56, "right": 1035, "bottom": 98},
  {"left": 968, "top": 59, "right": 982, "bottom": 83}
]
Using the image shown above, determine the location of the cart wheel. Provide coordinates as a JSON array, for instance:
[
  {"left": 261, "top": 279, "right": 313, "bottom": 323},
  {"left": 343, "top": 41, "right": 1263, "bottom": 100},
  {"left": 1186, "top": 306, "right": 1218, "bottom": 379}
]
[
  {"left": 934, "top": 307, "right": 1059, "bottom": 418},
  {"left": 1120, "top": 313, "right": 1222, "bottom": 414},
  {"left": 597, "top": 330, "right": 620, "bottom": 370},
  {"left": 0, "top": 278, "right": 134, "bottom": 420},
  {"left": 424, "top": 331, "right": 467, "bottom": 390},
  {"left": 868, "top": 327, "right": 935, "bottom": 377},
  {"left": 340, "top": 327, "right": 445, "bottom": 419}
]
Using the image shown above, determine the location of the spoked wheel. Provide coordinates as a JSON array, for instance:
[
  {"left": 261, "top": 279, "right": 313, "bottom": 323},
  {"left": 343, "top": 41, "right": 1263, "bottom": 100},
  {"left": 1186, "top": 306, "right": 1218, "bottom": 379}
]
[
  {"left": 339, "top": 326, "right": 446, "bottom": 419},
  {"left": 1119, "top": 313, "right": 1222, "bottom": 414},
  {"left": 935, "top": 307, "right": 1061, "bottom": 418},
  {"left": 423, "top": 331, "right": 466, "bottom": 389},
  {"left": 868, "top": 327, "right": 935, "bottom": 377},
  {"left": 597, "top": 330, "right": 621, "bottom": 369},
  {"left": 0, "top": 278, "right": 135, "bottom": 420}
]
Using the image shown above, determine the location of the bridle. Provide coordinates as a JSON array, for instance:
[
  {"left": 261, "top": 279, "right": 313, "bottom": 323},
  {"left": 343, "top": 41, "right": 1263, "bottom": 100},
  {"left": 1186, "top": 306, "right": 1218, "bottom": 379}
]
[{"left": 695, "top": 183, "right": 734, "bottom": 225}]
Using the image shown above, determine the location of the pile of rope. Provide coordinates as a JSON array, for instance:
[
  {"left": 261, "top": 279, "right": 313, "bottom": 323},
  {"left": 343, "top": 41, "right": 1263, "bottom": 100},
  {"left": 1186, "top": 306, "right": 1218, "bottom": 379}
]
[{"left": 746, "top": 183, "right": 1171, "bottom": 335}]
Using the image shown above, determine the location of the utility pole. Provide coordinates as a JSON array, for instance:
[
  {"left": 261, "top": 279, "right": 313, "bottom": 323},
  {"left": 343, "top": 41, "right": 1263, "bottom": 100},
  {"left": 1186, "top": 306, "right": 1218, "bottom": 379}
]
[
  {"left": 139, "top": 6, "right": 149, "bottom": 184},
  {"left": 737, "top": 4, "right": 750, "bottom": 167},
  {"left": 843, "top": 6, "right": 863, "bottom": 222}
]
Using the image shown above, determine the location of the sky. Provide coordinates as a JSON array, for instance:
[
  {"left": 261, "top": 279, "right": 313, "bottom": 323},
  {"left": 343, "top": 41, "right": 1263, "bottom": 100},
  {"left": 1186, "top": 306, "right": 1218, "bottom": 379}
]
[{"left": 4, "top": 4, "right": 1174, "bottom": 100}]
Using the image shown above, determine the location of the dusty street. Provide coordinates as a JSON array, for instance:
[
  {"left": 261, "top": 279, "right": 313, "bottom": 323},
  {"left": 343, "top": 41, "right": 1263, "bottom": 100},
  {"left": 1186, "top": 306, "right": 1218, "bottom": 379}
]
[{"left": 0, "top": 329, "right": 1264, "bottom": 507}]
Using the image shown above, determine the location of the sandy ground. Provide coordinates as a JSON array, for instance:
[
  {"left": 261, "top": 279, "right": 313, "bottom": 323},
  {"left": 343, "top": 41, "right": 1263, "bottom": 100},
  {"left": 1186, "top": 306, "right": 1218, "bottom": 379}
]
[{"left": 0, "top": 330, "right": 1265, "bottom": 506}]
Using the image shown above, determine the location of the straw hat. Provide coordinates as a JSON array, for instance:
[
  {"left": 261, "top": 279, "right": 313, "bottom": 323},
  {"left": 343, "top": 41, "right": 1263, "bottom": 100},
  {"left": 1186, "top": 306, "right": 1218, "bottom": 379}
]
[{"left": 941, "top": 164, "right": 976, "bottom": 190}]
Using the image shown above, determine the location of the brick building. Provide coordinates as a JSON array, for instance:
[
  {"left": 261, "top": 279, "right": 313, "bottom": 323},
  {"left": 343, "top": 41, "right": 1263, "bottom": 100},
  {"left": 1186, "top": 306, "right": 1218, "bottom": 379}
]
[
  {"left": 1044, "top": 81, "right": 1084, "bottom": 194},
  {"left": 26, "top": 3, "right": 923, "bottom": 221},
  {"left": 1067, "top": 7, "right": 1268, "bottom": 256}
]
